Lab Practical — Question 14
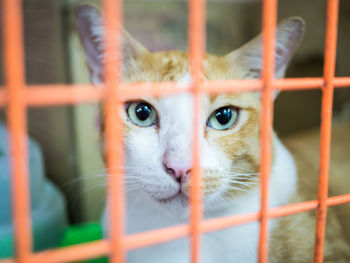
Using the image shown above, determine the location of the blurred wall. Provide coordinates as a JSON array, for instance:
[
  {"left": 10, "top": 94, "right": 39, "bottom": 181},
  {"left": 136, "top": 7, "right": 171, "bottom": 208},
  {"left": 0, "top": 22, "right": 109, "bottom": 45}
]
[{"left": 0, "top": 0, "right": 82, "bottom": 222}]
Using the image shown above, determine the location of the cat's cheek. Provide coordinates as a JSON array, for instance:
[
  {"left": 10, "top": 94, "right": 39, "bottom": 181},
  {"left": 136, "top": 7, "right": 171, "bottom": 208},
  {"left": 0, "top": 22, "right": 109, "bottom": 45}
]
[
  {"left": 203, "top": 175, "right": 226, "bottom": 194},
  {"left": 123, "top": 128, "right": 162, "bottom": 178}
]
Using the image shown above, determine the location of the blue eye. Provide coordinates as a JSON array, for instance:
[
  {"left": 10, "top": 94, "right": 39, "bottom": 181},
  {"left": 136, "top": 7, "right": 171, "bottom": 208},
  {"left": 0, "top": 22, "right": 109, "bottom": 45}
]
[
  {"left": 207, "top": 106, "right": 239, "bottom": 130},
  {"left": 127, "top": 102, "right": 158, "bottom": 127}
]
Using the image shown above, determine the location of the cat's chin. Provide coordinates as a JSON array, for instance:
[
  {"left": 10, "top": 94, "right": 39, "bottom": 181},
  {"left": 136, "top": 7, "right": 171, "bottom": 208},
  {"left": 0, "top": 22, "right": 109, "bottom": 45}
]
[{"left": 156, "top": 192, "right": 189, "bottom": 218}]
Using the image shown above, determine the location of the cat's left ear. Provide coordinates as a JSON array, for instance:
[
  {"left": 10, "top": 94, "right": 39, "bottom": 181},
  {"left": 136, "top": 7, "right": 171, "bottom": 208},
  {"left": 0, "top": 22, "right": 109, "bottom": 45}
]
[
  {"left": 224, "top": 17, "right": 305, "bottom": 97},
  {"left": 75, "top": 4, "right": 149, "bottom": 83}
]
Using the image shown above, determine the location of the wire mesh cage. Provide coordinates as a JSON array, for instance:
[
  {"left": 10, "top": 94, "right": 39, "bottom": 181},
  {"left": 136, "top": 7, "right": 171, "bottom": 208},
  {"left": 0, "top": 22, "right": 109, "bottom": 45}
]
[{"left": 1, "top": 0, "right": 350, "bottom": 262}]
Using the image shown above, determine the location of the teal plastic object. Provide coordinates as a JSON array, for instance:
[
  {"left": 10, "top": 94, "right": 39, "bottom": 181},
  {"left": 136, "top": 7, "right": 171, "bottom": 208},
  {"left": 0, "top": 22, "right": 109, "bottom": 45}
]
[{"left": 0, "top": 123, "right": 68, "bottom": 258}]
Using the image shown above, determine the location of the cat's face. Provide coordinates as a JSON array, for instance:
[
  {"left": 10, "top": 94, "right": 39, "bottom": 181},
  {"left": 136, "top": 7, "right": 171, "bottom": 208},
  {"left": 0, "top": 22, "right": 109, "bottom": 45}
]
[
  {"left": 117, "top": 51, "right": 262, "bottom": 216},
  {"left": 75, "top": 5, "right": 304, "bottom": 217}
]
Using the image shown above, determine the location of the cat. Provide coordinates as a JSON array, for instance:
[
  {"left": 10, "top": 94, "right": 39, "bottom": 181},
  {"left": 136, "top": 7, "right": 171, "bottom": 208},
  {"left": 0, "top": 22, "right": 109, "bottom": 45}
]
[{"left": 75, "top": 4, "right": 350, "bottom": 263}]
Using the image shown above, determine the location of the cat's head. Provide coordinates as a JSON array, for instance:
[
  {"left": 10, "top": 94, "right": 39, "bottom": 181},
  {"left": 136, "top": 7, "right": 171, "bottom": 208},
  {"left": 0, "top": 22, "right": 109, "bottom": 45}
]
[{"left": 76, "top": 5, "right": 304, "bottom": 217}]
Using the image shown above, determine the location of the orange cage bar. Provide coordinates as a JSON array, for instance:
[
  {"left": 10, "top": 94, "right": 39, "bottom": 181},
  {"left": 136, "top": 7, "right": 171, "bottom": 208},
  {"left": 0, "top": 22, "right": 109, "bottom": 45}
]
[
  {"left": 0, "top": 0, "right": 349, "bottom": 262},
  {"left": 102, "top": 0, "right": 125, "bottom": 263},
  {"left": 258, "top": 0, "right": 277, "bottom": 261},
  {"left": 2, "top": 1, "right": 33, "bottom": 263},
  {"left": 314, "top": 0, "right": 339, "bottom": 262},
  {"left": 188, "top": 0, "right": 205, "bottom": 262}
]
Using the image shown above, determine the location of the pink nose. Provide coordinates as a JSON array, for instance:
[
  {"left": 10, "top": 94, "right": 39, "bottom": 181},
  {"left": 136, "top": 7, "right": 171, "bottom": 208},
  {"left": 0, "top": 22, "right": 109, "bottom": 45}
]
[{"left": 163, "top": 159, "right": 192, "bottom": 182}]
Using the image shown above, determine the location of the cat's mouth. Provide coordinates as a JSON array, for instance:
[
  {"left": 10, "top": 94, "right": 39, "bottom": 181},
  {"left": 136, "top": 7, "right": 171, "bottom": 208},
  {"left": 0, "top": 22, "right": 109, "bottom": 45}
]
[
  {"left": 158, "top": 191, "right": 186, "bottom": 203},
  {"left": 156, "top": 190, "right": 189, "bottom": 211}
]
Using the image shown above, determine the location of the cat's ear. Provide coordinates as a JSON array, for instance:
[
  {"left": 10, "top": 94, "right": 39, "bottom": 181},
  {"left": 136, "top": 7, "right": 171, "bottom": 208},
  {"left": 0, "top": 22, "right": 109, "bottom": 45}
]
[
  {"left": 75, "top": 4, "right": 148, "bottom": 83},
  {"left": 225, "top": 17, "right": 305, "bottom": 80}
]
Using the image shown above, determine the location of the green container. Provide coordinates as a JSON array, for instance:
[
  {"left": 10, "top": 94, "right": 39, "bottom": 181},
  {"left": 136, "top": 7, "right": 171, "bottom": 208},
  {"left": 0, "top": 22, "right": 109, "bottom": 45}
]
[{"left": 59, "top": 222, "right": 108, "bottom": 263}]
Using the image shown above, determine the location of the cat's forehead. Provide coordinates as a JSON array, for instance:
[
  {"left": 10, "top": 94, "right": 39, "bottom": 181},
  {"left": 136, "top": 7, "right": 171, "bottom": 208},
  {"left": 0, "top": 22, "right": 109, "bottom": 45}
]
[
  {"left": 130, "top": 50, "right": 260, "bottom": 108},
  {"left": 132, "top": 50, "right": 244, "bottom": 81},
  {"left": 131, "top": 51, "right": 188, "bottom": 82}
]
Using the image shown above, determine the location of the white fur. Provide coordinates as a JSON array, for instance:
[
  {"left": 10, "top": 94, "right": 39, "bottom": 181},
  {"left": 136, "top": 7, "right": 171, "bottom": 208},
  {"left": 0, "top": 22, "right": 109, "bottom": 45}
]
[{"left": 102, "top": 90, "right": 297, "bottom": 262}]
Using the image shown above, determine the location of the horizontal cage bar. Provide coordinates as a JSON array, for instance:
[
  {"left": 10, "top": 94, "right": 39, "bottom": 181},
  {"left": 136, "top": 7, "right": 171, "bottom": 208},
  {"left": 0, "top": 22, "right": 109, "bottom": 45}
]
[{"left": 1, "top": 77, "right": 350, "bottom": 107}]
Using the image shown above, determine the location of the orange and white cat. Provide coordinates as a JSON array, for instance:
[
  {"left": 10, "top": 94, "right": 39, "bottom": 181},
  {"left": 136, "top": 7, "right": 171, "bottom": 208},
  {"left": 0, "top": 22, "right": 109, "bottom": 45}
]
[{"left": 75, "top": 5, "right": 350, "bottom": 262}]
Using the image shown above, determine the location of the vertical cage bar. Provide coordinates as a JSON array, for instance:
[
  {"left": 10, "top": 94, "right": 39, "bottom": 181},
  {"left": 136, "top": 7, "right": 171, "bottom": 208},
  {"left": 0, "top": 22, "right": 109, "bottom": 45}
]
[
  {"left": 313, "top": 0, "right": 339, "bottom": 262},
  {"left": 2, "top": 0, "right": 33, "bottom": 262},
  {"left": 188, "top": 0, "right": 205, "bottom": 262},
  {"left": 102, "top": 0, "right": 125, "bottom": 262},
  {"left": 258, "top": 0, "right": 277, "bottom": 262}
]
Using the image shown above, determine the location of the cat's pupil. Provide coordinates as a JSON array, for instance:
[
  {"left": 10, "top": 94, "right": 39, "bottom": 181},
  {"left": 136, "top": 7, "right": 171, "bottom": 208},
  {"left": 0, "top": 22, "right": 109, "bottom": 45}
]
[
  {"left": 216, "top": 108, "right": 232, "bottom": 125},
  {"left": 135, "top": 103, "right": 151, "bottom": 121}
]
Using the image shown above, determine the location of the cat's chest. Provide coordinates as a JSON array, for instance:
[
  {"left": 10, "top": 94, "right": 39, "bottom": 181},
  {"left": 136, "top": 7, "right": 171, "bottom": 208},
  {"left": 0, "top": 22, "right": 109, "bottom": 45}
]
[
  {"left": 126, "top": 221, "right": 260, "bottom": 263},
  {"left": 125, "top": 191, "right": 263, "bottom": 263}
]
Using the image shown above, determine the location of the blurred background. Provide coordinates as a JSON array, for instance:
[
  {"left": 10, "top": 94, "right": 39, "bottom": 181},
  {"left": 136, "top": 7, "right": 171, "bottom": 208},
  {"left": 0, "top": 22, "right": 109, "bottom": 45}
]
[{"left": 0, "top": 0, "right": 349, "bottom": 226}]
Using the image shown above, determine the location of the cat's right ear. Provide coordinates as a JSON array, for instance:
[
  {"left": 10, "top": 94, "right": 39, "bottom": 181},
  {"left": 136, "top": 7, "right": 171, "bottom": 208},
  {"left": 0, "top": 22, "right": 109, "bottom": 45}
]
[
  {"left": 224, "top": 17, "right": 305, "bottom": 80},
  {"left": 75, "top": 4, "right": 148, "bottom": 84}
]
